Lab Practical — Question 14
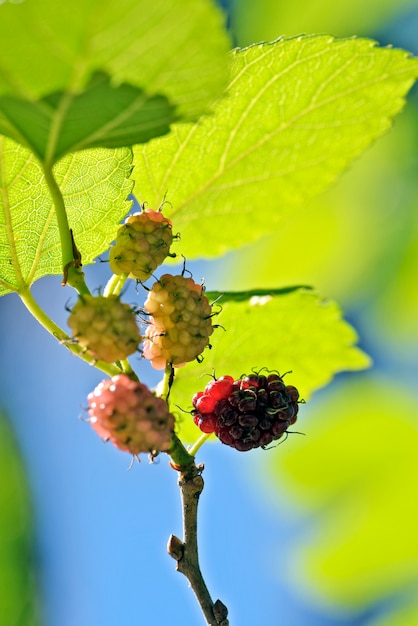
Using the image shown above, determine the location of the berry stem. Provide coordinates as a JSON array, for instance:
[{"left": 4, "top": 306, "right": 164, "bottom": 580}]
[
  {"left": 103, "top": 273, "right": 128, "bottom": 297},
  {"left": 18, "top": 286, "right": 121, "bottom": 377},
  {"left": 160, "top": 363, "right": 175, "bottom": 402},
  {"left": 188, "top": 433, "right": 212, "bottom": 457},
  {"left": 167, "top": 434, "right": 195, "bottom": 472},
  {"left": 168, "top": 462, "right": 229, "bottom": 626},
  {"left": 119, "top": 359, "right": 136, "bottom": 377}
]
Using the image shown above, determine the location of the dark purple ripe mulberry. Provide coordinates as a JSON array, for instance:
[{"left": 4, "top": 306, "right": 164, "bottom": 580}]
[{"left": 192, "top": 373, "right": 300, "bottom": 451}]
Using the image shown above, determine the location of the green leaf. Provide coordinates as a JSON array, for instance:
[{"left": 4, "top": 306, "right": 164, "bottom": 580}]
[
  {"left": 0, "top": 413, "right": 40, "bottom": 626},
  {"left": 0, "top": 0, "right": 230, "bottom": 161},
  {"left": 132, "top": 36, "right": 418, "bottom": 258},
  {"left": 0, "top": 136, "right": 133, "bottom": 296},
  {"left": 221, "top": 99, "right": 418, "bottom": 341},
  {"left": 265, "top": 377, "right": 418, "bottom": 609},
  {"left": 0, "top": 73, "right": 177, "bottom": 164},
  {"left": 169, "top": 288, "right": 370, "bottom": 442}
]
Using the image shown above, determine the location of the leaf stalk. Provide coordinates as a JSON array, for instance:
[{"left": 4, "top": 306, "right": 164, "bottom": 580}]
[{"left": 42, "top": 164, "right": 90, "bottom": 294}]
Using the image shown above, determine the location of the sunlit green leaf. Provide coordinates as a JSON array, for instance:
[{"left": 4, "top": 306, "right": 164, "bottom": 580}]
[
  {"left": 132, "top": 36, "right": 418, "bottom": 259},
  {"left": 224, "top": 92, "right": 417, "bottom": 288},
  {"left": 169, "top": 288, "right": 370, "bottom": 441},
  {"left": 0, "top": 0, "right": 229, "bottom": 116},
  {"left": 0, "top": 136, "right": 133, "bottom": 296},
  {"left": 0, "top": 413, "right": 40, "bottom": 626},
  {"left": 0, "top": 0, "right": 230, "bottom": 161},
  {"left": 265, "top": 377, "right": 418, "bottom": 609}
]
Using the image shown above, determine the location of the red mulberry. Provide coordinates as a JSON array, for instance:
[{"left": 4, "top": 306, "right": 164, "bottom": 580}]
[{"left": 87, "top": 374, "right": 175, "bottom": 455}]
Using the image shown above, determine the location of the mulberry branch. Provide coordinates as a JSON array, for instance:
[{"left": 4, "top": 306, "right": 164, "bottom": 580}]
[{"left": 168, "top": 461, "right": 229, "bottom": 626}]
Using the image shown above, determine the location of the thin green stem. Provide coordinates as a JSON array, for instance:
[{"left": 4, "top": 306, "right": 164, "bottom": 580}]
[
  {"left": 188, "top": 433, "right": 213, "bottom": 458},
  {"left": 167, "top": 434, "right": 195, "bottom": 472},
  {"left": 19, "top": 287, "right": 121, "bottom": 378},
  {"left": 42, "top": 164, "right": 72, "bottom": 268},
  {"left": 119, "top": 359, "right": 136, "bottom": 377},
  {"left": 103, "top": 273, "right": 128, "bottom": 297},
  {"left": 159, "top": 364, "right": 175, "bottom": 402},
  {"left": 42, "top": 163, "right": 90, "bottom": 294}
]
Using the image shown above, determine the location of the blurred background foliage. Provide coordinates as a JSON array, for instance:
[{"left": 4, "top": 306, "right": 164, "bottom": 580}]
[
  {"left": 0, "top": 1, "right": 417, "bottom": 625},
  {"left": 231, "top": 0, "right": 418, "bottom": 46},
  {"left": 0, "top": 413, "right": 40, "bottom": 626},
  {"left": 225, "top": 0, "right": 418, "bottom": 624}
]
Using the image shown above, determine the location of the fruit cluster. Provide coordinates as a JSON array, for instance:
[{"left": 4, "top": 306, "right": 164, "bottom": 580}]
[
  {"left": 66, "top": 203, "right": 302, "bottom": 459},
  {"left": 143, "top": 273, "right": 214, "bottom": 369},
  {"left": 109, "top": 209, "right": 174, "bottom": 281},
  {"left": 87, "top": 374, "right": 175, "bottom": 455},
  {"left": 192, "top": 372, "right": 300, "bottom": 451},
  {"left": 67, "top": 205, "right": 214, "bottom": 369}
]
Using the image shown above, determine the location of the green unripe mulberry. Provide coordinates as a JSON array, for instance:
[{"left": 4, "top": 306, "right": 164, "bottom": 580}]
[
  {"left": 143, "top": 274, "right": 214, "bottom": 369},
  {"left": 109, "top": 209, "right": 174, "bottom": 281},
  {"left": 68, "top": 295, "right": 141, "bottom": 363}
]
